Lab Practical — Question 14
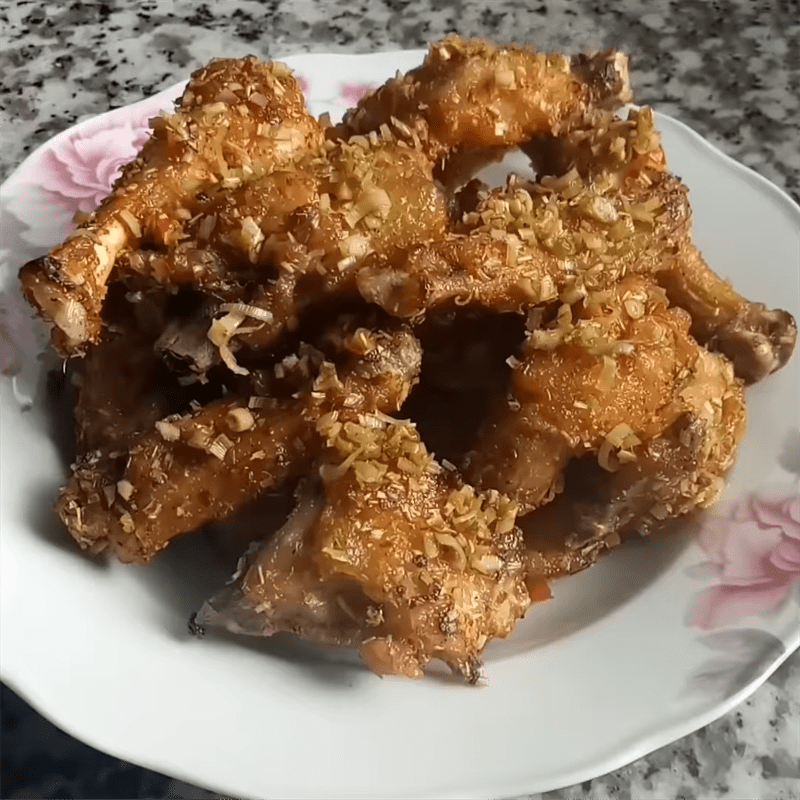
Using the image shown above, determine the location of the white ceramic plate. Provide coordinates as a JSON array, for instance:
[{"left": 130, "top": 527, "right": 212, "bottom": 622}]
[{"left": 1, "top": 50, "right": 799, "bottom": 800}]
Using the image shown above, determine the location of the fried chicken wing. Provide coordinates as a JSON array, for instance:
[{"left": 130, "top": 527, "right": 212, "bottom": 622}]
[
  {"left": 659, "top": 243, "right": 797, "bottom": 383},
  {"left": 338, "top": 36, "right": 631, "bottom": 165},
  {"left": 521, "top": 107, "right": 797, "bottom": 381},
  {"left": 231, "top": 136, "right": 450, "bottom": 350},
  {"left": 58, "top": 326, "right": 421, "bottom": 563},
  {"left": 465, "top": 276, "right": 746, "bottom": 513},
  {"left": 195, "top": 414, "right": 531, "bottom": 682},
  {"left": 117, "top": 134, "right": 449, "bottom": 378},
  {"left": 14, "top": 40, "right": 796, "bottom": 685},
  {"left": 358, "top": 105, "right": 796, "bottom": 383},
  {"left": 522, "top": 388, "right": 745, "bottom": 579},
  {"left": 20, "top": 57, "right": 323, "bottom": 353}
]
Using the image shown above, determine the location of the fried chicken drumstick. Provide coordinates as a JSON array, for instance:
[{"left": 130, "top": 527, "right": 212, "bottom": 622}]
[{"left": 20, "top": 57, "right": 324, "bottom": 354}]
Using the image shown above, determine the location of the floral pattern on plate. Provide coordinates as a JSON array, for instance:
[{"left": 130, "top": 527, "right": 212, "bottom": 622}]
[
  {"left": 688, "top": 483, "right": 800, "bottom": 630},
  {"left": 40, "top": 119, "right": 154, "bottom": 214},
  {"left": 339, "top": 82, "right": 378, "bottom": 105}
]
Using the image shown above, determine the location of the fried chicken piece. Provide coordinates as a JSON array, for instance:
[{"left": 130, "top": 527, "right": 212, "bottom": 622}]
[
  {"left": 659, "top": 243, "right": 797, "bottom": 384},
  {"left": 124, "top": 165, "right": 321, "bottom": 287},
  {"left": 356, "top": 112, "right": 689, "bottom": 319},
  {"left": 115, "top": 134, "right": 449, "bottom": 379},
  {"left": 57, "top": 326, "right": 422, "bottom": 563},
  {"left": 194, "top": 414, "right": 531, "bottom": 682},
  {"left": 465, "top": 276, "right": 746, "bottom": 514},
  {"left": 522, "top": 107, "right": 797, "bottom": 382},
  {"left": 357, "top": 170, "right": 692, "bottom": 318},
  {"left": 522, "top": 106, "right": 668, "bottom": 191},
  {"left": 358, "top": 109, "right": 796, "bottom": 383},
  {"left": 522, "top": 387, "right": 745, "bottom": 578},
  {"left": 20, "top": 57, "right": 324, "bottom": 354},
  {"left": 233, "top": 136, "right": 450, "bottom": 349},
  {"left": 338, "top": 35, "right": 631, "bottom": 165}
]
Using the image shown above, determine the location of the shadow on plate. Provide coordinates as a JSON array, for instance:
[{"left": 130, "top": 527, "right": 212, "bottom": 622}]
[
  {"left": 136, "top": 530, "right": 375, "bottom": 689},
  {"left": 487, "top": 523, "right": 694, "bottom": 661}
]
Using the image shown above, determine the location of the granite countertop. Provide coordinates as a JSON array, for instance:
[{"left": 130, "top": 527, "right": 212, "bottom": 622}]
[{"left": 1, "top": 1, "right": 799, "bottom": 798}]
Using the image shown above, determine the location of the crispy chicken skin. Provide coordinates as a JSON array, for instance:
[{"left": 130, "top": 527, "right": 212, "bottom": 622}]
[
  {"left": 337, "top": 35, "right": 632, "bottom": 162},
  {"left": 357, "top": 168, "right": 692, "bottom": 319},
  {"left": 522, "top": 107, "right": 797, "bottom": 382},
  {"left": 195, "top": 415, "right": 531, "bottom": 682},
  {"left": 465, "top": 276, "right": 746, "bottom": 514},
  {"left": 119, "top": 134, "right": 450, "bottom": 375},
  {"left": 659, "top": 243, "right": 797, "bottom": 384},
  {"left": 20, "top": 57, "right": 323, "bottom": 354},
  {"left": 58, "top": 326, "right": 421, "bottom": 563}
]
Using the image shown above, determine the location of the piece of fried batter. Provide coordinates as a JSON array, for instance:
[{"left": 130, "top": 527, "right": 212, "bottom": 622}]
[{"left": 194, "top": 414, "right": 532, "bottom": 682}]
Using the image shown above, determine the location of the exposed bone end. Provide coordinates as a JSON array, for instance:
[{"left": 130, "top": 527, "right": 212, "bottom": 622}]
[
  {"left": 711, "top": 305, "right": 797, "bottom": 384},
  {"left": 570, "top": 49, "right": 633, "bottom": 107},
  {"left": 19, "top": 257, "right": 100, "bottom": 355},
  {"left": 193, "top": 580, "right": 276, "bottom": 637}
]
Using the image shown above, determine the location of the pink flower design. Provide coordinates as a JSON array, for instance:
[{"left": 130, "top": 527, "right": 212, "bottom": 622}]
[
  {"left": 39, "top": 119, "right": 153, "bottom": 214},
  {"left": 340, "top": 83, "right": 377, "bottom": 106},
  {"left": 690, "top": 486, "right": 800, "bottom": 629},
  {"left": 0, "top": 290, "right": 42, "bottom": 377},
  {"left": 296, "top": 74, "right": 310, "bottom": 97}
]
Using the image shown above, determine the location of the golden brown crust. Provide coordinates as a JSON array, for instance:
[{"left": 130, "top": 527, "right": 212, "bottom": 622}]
[
  {"left": 58, "top": 326, "right": 422, "bottom": 563},
  {"left": 338, "top": 36, "right": 631, "bottom": 161},
  {"left": 196, "top": 414, "right": 531, "bottom": 682},
  {"left": 14, "top": 41, "right": 797, "bottom": 683},
  {"left": 20, "top": 57, "right": 324, "bottom": 354},
  {"left": 466, "top": 275, "right": 746, "bottom": 534}
]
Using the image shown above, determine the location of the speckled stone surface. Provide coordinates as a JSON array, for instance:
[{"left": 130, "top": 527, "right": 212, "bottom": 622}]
[
  {"left": 2, "top": 0, "right": 799, "bottom": 199},
  {"left": 1, "top": 1, "right": 799, "bottom": 798}
]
